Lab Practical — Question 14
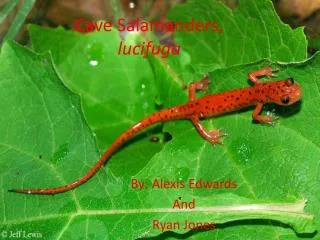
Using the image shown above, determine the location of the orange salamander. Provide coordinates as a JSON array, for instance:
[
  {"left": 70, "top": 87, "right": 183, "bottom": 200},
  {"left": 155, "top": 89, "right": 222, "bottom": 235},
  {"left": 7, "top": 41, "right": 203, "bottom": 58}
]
[{"left": 9, "top": 66, "right": 302, "bottom": 195}]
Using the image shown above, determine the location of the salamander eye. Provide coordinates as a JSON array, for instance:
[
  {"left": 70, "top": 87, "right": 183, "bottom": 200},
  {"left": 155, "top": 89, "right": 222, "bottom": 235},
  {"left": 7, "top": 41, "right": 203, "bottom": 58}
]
[
  {"left": 281, "top": 96, "right": 290, "bottom": 104},
  {"left": 286, "top": 77, "right": 294, "bottom": 86}
]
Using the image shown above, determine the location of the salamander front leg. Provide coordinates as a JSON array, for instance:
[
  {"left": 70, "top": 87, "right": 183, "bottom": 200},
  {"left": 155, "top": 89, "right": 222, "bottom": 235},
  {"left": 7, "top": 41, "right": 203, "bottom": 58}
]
[
  {"left": 248, "top": 66, "right": 279, "bottom": 85},
  {"left": 252, "top": 103, "right": 278, "bottom": 124},
  {"left": 188, "top": 75, "right": 211, "bottom": 101},
  {"left": 191, "top": 117, "right": 226, "bottom": 144}
]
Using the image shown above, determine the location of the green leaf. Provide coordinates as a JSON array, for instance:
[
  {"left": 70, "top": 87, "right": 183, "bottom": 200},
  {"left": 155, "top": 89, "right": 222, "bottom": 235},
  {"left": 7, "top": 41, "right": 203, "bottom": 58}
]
[
  {"left": 1, "top": 42, "right": 319, "bottom": 239},
  {"left": 147, "top": 56, "right": 320, "bottom": 238},
  {"left": 28, "top": 25, "right": 164, "bottom": 177},
  {"left": 0, "top": 41, "right": 97, "bottom": 236},
  {"left": 28, "top": 25, "right": 158, "bottom": 148},
  {"left": 0, "top": 41, "right": 166, "bottom": 239},
  {"left": 168, "top": 0, "right": 307, "bottom": 73}
]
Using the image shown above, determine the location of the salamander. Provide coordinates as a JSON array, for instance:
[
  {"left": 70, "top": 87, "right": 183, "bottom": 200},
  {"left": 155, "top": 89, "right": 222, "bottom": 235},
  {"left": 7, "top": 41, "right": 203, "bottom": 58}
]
[{"left": 9, "top": 66, "right": 302, "bottom": 195}]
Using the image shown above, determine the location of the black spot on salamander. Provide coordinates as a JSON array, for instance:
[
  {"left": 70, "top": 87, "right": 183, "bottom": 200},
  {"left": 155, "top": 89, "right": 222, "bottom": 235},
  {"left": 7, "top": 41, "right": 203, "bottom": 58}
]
[
  {"left": 206, "top": 100, "right": 210, "bottom": 104},
  {"left": 248, "top": 91, "right": 252, "bottom": 95},
  {"left": 224, "top": 99, "right": 227, "bottom": 102},
  {"left": 236, "top": 97, "right": 240, "bottom": 100}
]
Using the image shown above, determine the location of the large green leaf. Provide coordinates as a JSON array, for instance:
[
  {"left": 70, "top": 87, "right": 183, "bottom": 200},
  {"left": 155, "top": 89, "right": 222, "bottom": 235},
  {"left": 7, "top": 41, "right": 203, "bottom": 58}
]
[
  {"left": 168, "top": 0, "right": 307, "bottom": 73},
  {"left": 29, "top": 25, "right": 159, "bottom": 151},
  {"left": 1, "top": 42, "right": 320, "bottom": 239},
  {"left": 0, "top": 42, "right": 167, "bottom": 239},
  {"left": 28, "top": 25, "right": 165, "bottom": 178},
  {"left": 139, "top": 56, "right": 320, "bottom": 238},
  {"left": 27, "top": 0, "right": 309, "bottom": 180}
]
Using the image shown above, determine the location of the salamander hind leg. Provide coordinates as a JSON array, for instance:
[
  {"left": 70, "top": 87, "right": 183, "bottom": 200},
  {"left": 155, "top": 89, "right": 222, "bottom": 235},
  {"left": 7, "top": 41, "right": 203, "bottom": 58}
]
[
  {"left": 188, "top": 75, "right": 211, "bottom": 101},
  {"left": 248, "top": 66, "right": 279, "bottom": 85},
  {"left": 191, "top": 117, "right": 226, "bottom": 144}
]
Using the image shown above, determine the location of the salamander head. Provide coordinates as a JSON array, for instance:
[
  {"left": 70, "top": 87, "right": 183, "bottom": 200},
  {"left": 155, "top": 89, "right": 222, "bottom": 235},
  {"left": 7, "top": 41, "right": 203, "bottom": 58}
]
[{"left": 267, "top": 78, "right": 302, "bottom": 106}]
